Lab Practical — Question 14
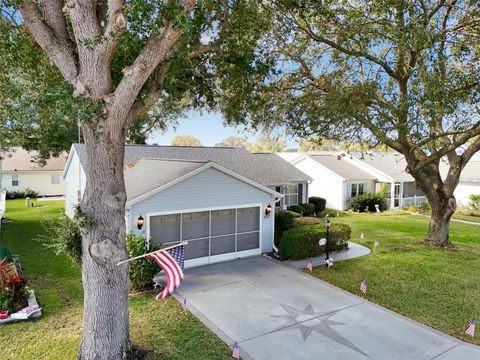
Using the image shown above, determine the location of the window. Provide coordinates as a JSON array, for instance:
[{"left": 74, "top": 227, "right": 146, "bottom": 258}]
[
  {"left": 12, "top": 175, "right": 19, "bottom": 187},
  {"left": 284, "top": 184, "right": 299, "bottom": 206},
  {"left": 51, "top": 174, "right": 60, "bottom": 185},
  {"left": 351, "top": 183, "right": 365, "bottom": 198}
]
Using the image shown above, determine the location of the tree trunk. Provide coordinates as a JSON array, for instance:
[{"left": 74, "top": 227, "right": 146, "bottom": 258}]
[
  {"left": 77, "top": 123, "right": 132, "bottom": 359},
  {"left": 424, "top": 194, "right": 456, "bottom": 247}
]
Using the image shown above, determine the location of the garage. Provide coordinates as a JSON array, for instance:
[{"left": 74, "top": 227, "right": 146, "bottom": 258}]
[
  {"left": 123, "top": 159, "right": 280, "bottom": 268},
  {"left": 148, "top": 206, "right": 261, "bottom": 267}
]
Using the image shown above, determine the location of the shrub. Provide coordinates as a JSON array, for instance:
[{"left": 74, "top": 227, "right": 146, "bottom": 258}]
[
  {"left": 37, "top": 214, "right": 82, "bottom": 265},
  {"left": 318, "top": 208, "right": 344, "bottom": 218},
  {"left": 7, "top": 191, "right": 25, "bottom": 199},
  {"left": 275, "top": 209, "right": 296, "bottom": 235},
  {"left": 25, "top": 188, "right": 39, "bottom": 198},
  {"left": 287, "top": 204, "right": 304, "bottom": 215},
  {"left": 280, "top": 223, "right": 351, "bottom": 260},
  {"left": 287, "top": 210, "right": 301, "bottom": 218},
  {"left": 349, "top": 192, "right": 387, "bottom": 212},
  {"left": 309, "top": 197, "right": 326, "bottom": 213},
  {"left": 6, "top": 188, "right": 39, "bottom": 199},
  {"left": 469, "top": 194, "right": 480, "bottom": 210},
  {"left": 420, "top": 201, "right": 430, "bottom": 211},
  {"left": 126, "top": 233, "right": 160, "bottom": 291},
  {"left": 406, "top": 204, "right": 421, "bottom": 213},
  {"left": 300, "top": 203, "right": 315, "bottom": 216}
]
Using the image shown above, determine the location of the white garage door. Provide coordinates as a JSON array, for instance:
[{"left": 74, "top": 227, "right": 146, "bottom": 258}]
[{"left": 149, "top": 206, "right": 261, "bottom": 267}]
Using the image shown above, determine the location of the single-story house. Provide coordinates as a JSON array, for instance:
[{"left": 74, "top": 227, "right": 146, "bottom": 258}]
[
  {"left": 277, "top": 152, "right": 377, "bottom": 210},
  {"left": 63, "top": 144, "right": 310, "bottom": 268},
  {"left": 0, "top": 148, "right": 66, "bottom": 197},
  {"left": 279, "top": 151, "right": 427, "bottom": 210},
  {"left": 441, "top": 159, "right": 480, "bottom": 207},
  {"left": 342, "top": 151, "right": 426, "bottom": 209}
]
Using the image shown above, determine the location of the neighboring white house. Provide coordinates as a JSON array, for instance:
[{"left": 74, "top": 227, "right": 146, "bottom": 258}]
[
  {"left": 441, "top": 159, "right": 480, "bottom": 207},
  {"left": 341, "top": 151, "right": 426, "bottom": 209},
  {"left": 279, "top": 151, "right": 427, "bottom": 210},
  {"left": 278, "top": 152, "right": 377, "bottom": 210},
  {"left": 1, "top": 148, "right": 66, "bottom": 196},
  {"left": 63, "top": 144, "right": 311, "bottom": 268}
]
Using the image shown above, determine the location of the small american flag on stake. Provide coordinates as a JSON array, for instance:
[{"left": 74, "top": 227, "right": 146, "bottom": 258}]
[
  {"left": 182, "top": 298, "right": 187, "bottom": 313},
  {"left": 466, "top": 319, "right": 476, "bottom": 337},
  {"left": 232, "top": 341, "right": 240, "bottom": 359},
  {"left": 306, "top": 259, "right": 313, "bottom": 272},
  {"left": 360, "top": 278, "right": 367, "bottom": 294},
  {"left": 147, "top": 244, "right": 185, "bottom": 300}
]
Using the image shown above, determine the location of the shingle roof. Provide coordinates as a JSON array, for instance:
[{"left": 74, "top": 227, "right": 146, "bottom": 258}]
[
  {"left": 250, "top": 153, "right": 312, "bottom": 184},
  {"left": 73, "top": 144, "right": 310, "bottom": 185},
  {"left": 124, "top": 159, "right": 206, "bottom": 201},
  {"left": 1, "top": 148, "right": 67, "bottom": 171},
  {"left": 309, "top": 154, "right": 377, "bottom": 181},
  {"left": 350, "top": 151, "right": 414, "bottom": 182}
]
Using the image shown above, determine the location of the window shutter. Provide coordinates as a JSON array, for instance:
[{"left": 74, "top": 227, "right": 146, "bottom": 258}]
[{"left": 298, "top": 183, "right": 303, "bottom": 204}]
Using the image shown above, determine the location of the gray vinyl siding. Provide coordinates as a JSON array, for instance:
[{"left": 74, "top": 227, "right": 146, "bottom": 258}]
[{"left": 128, "top": 167, "right": 275, "bottom": 253}]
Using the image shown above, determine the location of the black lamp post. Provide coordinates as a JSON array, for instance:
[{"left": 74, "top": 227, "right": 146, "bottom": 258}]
[{"left": 325, "top": 216, "right": 331, "bottom": 266}]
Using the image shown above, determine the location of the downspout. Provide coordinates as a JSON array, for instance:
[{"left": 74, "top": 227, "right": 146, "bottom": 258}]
[{"left": 272, "top": 195, "right": 282, "bottom": 253}]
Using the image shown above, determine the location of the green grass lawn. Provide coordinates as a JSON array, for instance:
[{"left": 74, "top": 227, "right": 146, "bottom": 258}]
[
  {"left": 452, "top": 214, "right": 480, "bottom": 223},
  {"left": 0, "top": 200, "right": 232, "bottom": 360},
  {"left": 306, "top": 212, "right": 480, "bottom": 345}
]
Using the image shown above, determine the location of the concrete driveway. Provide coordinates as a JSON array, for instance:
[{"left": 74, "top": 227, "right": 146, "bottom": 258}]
[{"left": 175, "top": 256, "right": 480, "bottom": 360}]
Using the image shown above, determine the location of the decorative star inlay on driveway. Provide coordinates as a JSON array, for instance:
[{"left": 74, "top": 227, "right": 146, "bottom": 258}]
[{"left": 271, "top": 303, "right": 369, "bottom": 358}]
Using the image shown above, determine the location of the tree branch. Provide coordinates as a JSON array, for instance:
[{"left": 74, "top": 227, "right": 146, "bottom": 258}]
[
  {"left": 39, "top": 0, "right": 70, "bottom": 42},
  {"left": 295, "top": 16, "right": 398, "bottom": 79},
  {"left": 127, "top": 62, "right": 171, "bottom": 124},
  {"left": 108, "top": 0, "right": 197, "bottom": 128},
  {"left": 19, "top": 1, "right": 78, "bottom": 85}
]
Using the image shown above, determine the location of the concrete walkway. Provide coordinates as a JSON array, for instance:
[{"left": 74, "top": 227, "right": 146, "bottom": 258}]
[
  {"left": 175, "top": 256, "right": 480, "bottom": 360},
  {"left": 286, "top": 241, "right": 371, "bottom": 269},
  {"left": 412, "top": 212, "right": 480, "bottom": 226}
]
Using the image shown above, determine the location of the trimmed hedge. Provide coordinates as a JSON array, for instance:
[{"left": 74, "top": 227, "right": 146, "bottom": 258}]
[
  {"left": 349, "top": 192, "right": 387, "bottom": 212},
  {"left": 309, "top": 197, "right": 326, "bottom": 213},
  {"left": 287, "top": 203, "right": 316, "bottom": 216},
  {"left": 7, "top": 188, "right": 39, "bottom": 199},
  {"left": 274, "top": 209, "right": 296, "bottom": 234},
  {"left": 287, "top": 204, "right": 304, "bottom": 214},
  {"left": 300, "top": 203, "right": 315, "bottom": 216},
  {"left": 279, "top": 223, "right": 351, "bottom": 260}
]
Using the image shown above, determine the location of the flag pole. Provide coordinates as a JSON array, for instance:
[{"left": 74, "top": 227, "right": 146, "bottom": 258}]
[{"left": 116, "top": 241, "right": 188, "bottom": 267}]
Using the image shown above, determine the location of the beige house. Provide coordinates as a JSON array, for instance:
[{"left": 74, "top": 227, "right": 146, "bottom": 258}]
[{"left": 1, "top": 148, "right": 66, "bottom": 196}]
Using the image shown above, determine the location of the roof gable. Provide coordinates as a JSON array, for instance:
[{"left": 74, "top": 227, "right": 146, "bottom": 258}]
[
  {"left": 125, "top": 159, "right": 282, "bottom": 208},
  {"left": 307, "top": 154, "right": 377, "bottom": 181}
]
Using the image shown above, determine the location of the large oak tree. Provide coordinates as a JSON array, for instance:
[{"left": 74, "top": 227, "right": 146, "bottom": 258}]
[
  {"left": 247, "top": 0, "right": 480, "bottom": 246},
  {"left": 1, "top": 1, "right": 269, "bottom": 358}
]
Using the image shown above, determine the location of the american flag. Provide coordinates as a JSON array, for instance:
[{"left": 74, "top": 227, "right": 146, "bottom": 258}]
[
  {"left": 147, "top": 245, "right": 185, "bottom": 300},
  {"left": 232, "top": 341, "right": 240, "bottom": 359},
  {"left": 306, "top": 259, "right": 313, "bottom": 272},
  {"left": 360, "top": 278, "right": 367, "bottom": 294},
  {"left": 466, "top": 319, "right": 476, "bottom": 337}
]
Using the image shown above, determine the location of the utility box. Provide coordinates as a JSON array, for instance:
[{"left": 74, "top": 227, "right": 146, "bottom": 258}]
[{"left": 25, "top": 197, "right": 30, "bottom": 208}]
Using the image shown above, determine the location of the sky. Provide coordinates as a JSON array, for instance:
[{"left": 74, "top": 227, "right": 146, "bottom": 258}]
[{"left": 147, "top": 110, "right": 299, "bottom": 148}]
